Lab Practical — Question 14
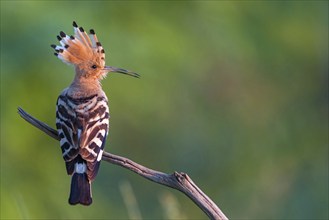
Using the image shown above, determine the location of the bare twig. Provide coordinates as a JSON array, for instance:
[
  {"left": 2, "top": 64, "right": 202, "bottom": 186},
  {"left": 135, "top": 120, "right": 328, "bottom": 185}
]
[{"left": 17, "top": 107, "right": 228, "bottom": 220}]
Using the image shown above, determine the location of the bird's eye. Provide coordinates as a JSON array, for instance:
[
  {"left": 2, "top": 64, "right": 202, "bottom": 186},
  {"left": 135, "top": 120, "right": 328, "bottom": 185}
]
[{"left": 91, "top": 65, "right": 97, "bottom": 69}]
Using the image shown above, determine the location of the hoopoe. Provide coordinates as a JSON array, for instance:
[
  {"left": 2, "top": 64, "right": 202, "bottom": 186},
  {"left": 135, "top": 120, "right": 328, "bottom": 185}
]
[{"left": 52, "top": 21, "right": 139, "bottom": 206}]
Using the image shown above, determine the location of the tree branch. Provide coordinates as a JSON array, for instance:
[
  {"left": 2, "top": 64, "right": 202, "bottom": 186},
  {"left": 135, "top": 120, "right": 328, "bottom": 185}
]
[{"left": 17, "top": 107, "right": 228, "bottom": 220}]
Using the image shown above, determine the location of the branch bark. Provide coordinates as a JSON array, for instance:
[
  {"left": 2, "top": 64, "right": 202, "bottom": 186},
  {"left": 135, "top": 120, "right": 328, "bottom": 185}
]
[{"left": 17, "top": 107, "right": 228, "bottom": 220}]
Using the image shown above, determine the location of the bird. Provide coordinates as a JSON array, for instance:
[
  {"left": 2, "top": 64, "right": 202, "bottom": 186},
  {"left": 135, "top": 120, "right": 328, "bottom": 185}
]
[{"left": 52, "top": 21, "right": 139, "bottom": 206}]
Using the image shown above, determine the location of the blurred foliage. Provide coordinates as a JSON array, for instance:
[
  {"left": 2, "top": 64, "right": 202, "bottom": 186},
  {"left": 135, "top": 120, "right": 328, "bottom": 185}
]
[{"left": 1, "top": 1, "right": 328, "bottom": 219}]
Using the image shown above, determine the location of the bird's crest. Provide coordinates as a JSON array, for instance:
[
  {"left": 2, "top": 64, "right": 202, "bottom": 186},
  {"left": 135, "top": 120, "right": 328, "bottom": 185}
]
[{"left": 51, "top": 21, "right": 105, "bottom": 67}]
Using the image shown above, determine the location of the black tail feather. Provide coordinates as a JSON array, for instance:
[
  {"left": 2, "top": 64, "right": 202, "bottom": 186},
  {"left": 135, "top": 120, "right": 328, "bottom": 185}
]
[{"left": 69, "top": 173, "right": 92, "bottom": 206}]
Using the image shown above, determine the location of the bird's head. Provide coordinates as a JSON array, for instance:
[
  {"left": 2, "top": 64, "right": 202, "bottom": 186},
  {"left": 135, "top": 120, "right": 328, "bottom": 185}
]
[{"left": 51, "top": 21, "right": 139, "bottom": 81}]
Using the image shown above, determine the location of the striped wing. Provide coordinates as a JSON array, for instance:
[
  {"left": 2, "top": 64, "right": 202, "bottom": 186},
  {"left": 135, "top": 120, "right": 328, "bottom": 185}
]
[{"left": 56, "top": 91, "right": 109, "bottom": 181}]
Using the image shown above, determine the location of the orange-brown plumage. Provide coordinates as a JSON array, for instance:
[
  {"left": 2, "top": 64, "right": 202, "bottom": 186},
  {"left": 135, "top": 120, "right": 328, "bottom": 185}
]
[
  {"left": 51, "top": 21, "right": 138, "bottom": 86},
  {"left": 51, "top": 22, "right": 106, "bottom": 81}
]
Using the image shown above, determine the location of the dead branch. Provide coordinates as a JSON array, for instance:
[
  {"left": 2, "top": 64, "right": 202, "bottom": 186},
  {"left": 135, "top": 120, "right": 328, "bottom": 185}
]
[{"left": 17, "top": 107, "right": 228, "bottom": 220}]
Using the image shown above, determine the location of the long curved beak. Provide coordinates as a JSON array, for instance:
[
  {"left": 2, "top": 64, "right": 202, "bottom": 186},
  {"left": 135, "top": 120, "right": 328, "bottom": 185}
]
[{"left": 104, "top": 66, "right": 140, "bottom": 78}]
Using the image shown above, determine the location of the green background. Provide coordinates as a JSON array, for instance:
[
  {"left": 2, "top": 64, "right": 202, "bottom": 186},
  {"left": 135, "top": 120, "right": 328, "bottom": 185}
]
[{"left": 1, "top": 1, "right": 328, "bottom": 219}]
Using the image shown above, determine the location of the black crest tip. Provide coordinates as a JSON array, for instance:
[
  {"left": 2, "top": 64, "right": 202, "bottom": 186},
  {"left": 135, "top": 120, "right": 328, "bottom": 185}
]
[
  {"left": 70, "top": 35, "right": 75, "bottom": 40},
  {"left": 51, "top": 44, "right": 56, "bottom": 49},
  {"left": 89, "top": 29, "right": 95, "bottom": 35},
  {"left": 60, "top": 31, "right": 66, "bottom": 38},
  {"left": 54, "top": 52, "right": 58, "bottom": 56},
  {"left": 73, "top": 21, "right": 78, "bottom": 28},
  {"left": 57, "top": 35, "right": 62, "bottom": 41},
  {"left": 96, "top": 42, "right": 102, "bottom": 47},
  {"left": 79, "top": 27, "right": 84, "bottom": 32},
  {"left": 64, "top": 45, "right": 69, "bottom": 49}
]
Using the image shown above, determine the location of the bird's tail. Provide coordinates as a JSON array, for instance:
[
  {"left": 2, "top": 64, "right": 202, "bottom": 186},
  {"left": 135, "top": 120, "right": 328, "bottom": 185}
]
[{"left": 69, "top": 173, "right": 92, "bottom": 205}]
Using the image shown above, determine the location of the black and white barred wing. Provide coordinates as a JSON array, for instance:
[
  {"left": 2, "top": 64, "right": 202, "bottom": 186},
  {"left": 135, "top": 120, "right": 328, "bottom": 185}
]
[
  {"left": 78, "top": 95, "right": 109, "bottom": 181},
  {"left": 56, "top": 95, "right": 79, "bottom": 175}
]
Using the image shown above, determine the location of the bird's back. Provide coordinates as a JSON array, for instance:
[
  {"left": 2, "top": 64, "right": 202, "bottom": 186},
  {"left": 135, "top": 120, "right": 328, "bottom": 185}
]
[{"left": 56, "top": 87, "right": 109, "bottom": 179}]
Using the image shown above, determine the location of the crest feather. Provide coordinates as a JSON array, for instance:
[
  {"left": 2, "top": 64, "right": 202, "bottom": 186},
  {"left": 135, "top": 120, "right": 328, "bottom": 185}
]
[{"left": 52, "top": 21, "right": 105, "bottom": 66}]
